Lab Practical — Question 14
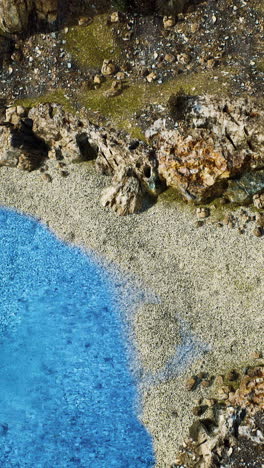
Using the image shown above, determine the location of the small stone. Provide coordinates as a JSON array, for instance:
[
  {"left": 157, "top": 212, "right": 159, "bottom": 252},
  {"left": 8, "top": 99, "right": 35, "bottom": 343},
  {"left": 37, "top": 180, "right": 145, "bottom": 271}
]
[
  {"left": 177, "top": 53, "right": 191, "bottom": 65},
  {"left": 164, "top": 53, "right": 175, "bottom": 63},
  {"left": 122, "top": 31, "right": 133, "bottom": 41},
  {"left": 163, "top": 16, "right": 175, "bottom": 29},
  {"left": 110, "top": 11, "right": 120, "bottom": 23},
  {"left": 16, "top": 105, "right": 25, "bottom": 116},
  {"left": 101, "top": 59, "right": 117, "bottom": 76},
  {"left": 253, "top": 226, "right": 263, "bottom": 237},
  {"left": 204, "top": 399, "right": 216, "bottom": 407},
  {"left": 190, "top": 23, "right": 199, "bottom": 33},
  {"left": 146, "top": 72, "right": 157, "bottom": 83},
  {"left": 206, "top": 59, "right": 216, "bottom": 69},
  {"left": 186, "top": 377, "right": 197, "bottom": 391},
  {"left": 201, "top": 380, "right": 210, "bottom": 388},
  {"left": 78, "top": 17, "right": 92, "bottom": 26},
  {"left": 60, "top": 170, "right": 69, "bottom": 177},
  {"left": 250, "top": 351, "right": 263, "bottom": 359},
  {"left": 196, "top": 207, "right": 210, "bottom": 219},
  {"left": 255, "top": 213, "right": 264, "bottom": 227},
  {"left": 215, "top": 375, "right": 224, "bottom": 386},
  {"left": 115, "top": 71, "right": 125, "bottom": 80},
  {"left": 93, "top": 74, "right": 102, "bottom": 84},
  {"left": 253, "top": 193, "right": 264, "bottom": 209},
  {"left": 42, "top": 173, "right": 52, "bottom": 182}
]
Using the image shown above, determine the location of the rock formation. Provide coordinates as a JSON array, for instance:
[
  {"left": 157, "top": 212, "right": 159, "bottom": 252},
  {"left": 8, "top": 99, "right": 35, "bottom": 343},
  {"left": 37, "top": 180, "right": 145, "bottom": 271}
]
[
  {"left": 155, "top": 95, "right": 264, "bottom": 203},
  {"left": 1, "top": 95, "right": 264, "bottom": 214},
  {"left": 176, "top": 365, "right": 264, "bottom": 468},
  {"left": 0, "top": 0, "right": 58, "bottom": 33},
  {"left": 0, "top": 0, "right": 33, "bottom": 33}
]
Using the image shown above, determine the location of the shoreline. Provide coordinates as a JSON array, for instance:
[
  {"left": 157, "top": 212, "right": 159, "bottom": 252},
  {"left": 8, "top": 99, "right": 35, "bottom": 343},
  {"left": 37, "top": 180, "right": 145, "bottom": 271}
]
[{"left": 0, "top": 161, "right": 263, "bottom": 466}]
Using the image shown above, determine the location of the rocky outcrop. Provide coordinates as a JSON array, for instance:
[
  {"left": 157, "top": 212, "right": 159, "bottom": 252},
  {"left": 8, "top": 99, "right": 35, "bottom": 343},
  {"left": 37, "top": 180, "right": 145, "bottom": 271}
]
[
  {"left": 0, "top": 103, "right": 161, "bottom": 213},
  {"left": 0, "top": 0, "right": 33, "bottom": 33},
  {"left": 176, "top": 365, "right": 264, "bottom": 468},
  {"left": 0, "top": 0, "right": 58, "bottom": 33},
  {"left": 1, "top": 95, "right": 263, "bottom": 214},
  {"left": 101, "top": 167, "right": 143, "bottom": 216},
  {"left": 154, "top": 95, "right": 264, "bottom": 203},
  {"left": 34, "top": 0, "right": 58, "bottom": 24},
  {"left": 0, "top": 105, "right": 48, "bottom": 170}
]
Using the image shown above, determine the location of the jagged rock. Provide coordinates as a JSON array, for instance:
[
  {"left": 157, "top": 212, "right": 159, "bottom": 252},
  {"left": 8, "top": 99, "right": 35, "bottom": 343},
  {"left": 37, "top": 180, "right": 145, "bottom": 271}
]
[
  {"left": 176, "top": 365, "right": 264, "bottom": 468},
  {"left": 0, "top": 109, "right": 48, "bottom": 170},
  {"left": 224, "top": 170, "right": 264, "bottom": 205},
  {"left": 34, "top": 0, "right": 58, "bottom": 23},
  {"left": 155, "top": 95, "right": 264, "bottom": 202},
  {"left": 253, "top": 193, "right": 264, "bottom": 210},
  {"left": 101, "top": 59, "right": 117, "bottom": 76},
  {"left": 0, "top": 0, "right": 33, "bottom": 33},
  {"left": 0, "top": 0, "right": 58, "bottom": 33},
  {"left": 157, "top": 129, "right": 231, "bottom": 202},
  {"left": 101, "top": 168, "right": 143, "bottom": 216},
  {"left": 0, "top": 125, "right": 21, "bottom": 167}
]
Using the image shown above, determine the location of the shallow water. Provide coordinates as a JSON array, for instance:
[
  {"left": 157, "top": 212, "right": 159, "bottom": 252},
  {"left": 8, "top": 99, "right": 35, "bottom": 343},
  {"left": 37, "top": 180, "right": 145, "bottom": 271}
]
[{"left": 0, "top": 208, "right": 154, "bottom": 467}]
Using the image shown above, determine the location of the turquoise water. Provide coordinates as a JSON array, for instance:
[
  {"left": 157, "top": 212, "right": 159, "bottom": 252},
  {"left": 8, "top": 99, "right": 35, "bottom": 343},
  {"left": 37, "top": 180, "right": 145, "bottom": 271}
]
[{"left": 0, "top": 208, "right": 154, "bottom": 467}]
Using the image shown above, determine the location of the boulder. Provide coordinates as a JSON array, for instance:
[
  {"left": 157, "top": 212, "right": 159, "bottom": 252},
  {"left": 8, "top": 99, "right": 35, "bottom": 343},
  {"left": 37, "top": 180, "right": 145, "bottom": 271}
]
[
  {"left": 0, "top": 0, "right": 33, "bottom": 33},
  {"left": 101, "top": 168, "right": 143, "bottom": 216},
  {"left": 0, "top": 0, "right": 58, "bottom": 33}
]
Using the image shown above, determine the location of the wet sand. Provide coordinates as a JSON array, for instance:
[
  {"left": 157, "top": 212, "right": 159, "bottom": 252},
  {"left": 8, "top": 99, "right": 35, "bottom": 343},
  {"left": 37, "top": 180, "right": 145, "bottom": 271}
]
[{"left": 0, "top": 162, "right": 263, "bottom": 467}]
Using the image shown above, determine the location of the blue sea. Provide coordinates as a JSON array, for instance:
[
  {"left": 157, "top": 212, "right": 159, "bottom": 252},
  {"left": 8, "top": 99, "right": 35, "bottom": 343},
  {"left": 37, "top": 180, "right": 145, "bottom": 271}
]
[{"left": 0, "top": 208, "right": 155, "bottom": 467}]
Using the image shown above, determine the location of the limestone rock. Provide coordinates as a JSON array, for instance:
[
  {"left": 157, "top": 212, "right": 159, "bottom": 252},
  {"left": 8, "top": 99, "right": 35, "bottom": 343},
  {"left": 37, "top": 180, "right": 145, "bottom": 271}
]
[
  {"left": 0, "top": 0, "right": 33, "bottom": 33},
  {"left": 253, "top": 192, "right": 264, "bottom": 209},
  {"left": 177, "top": 366, "right": 264, "bottom": 468},
  {"left": 156, "top": 95, "right": 264, "bottom": 202},
  {"left": 34, "top": 0, "right": 58, "bottom": 23},
  {"left": 0, "top": 110, "right": 48, "bottom": 170},
  {"left": 101, "top": 168, "right": 143, "bottom": 216},
  {"left": 157, "top": 129, "right": 230, "bottom": 202},
  {"left": 101, "top": 59, "right": 117, "bottom": 76},
  {"left": 0, "top": 0, "right": 58, "bottom": 33},
  {"left": 0, "top": 125, "right": 21, "bottom": 167}
]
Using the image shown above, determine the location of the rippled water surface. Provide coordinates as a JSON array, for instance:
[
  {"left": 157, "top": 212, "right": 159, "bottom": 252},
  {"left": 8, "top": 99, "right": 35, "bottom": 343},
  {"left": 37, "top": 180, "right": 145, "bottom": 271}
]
[{"left": 0, "top": 208, "right": 154, "bottom": 467}]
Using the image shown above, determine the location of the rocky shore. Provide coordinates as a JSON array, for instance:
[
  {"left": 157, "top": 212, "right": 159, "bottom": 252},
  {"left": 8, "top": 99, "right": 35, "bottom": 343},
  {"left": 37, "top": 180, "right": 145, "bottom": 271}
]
[{"left": 0, "top": 0, "right": 263, "bottom": 466}]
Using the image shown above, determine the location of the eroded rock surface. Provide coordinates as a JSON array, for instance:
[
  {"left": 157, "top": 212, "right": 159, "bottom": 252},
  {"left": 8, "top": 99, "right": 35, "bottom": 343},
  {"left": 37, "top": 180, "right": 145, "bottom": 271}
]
[
  {"left": 1, "top": 95, "right": 264, "bottom": 214},
  {"left": 176, "top": 365, "right": 264, "bottom": 468},
  {"left": 155, "top": 95, "right": 264, "bottom": 203},
  {"left": 0, "top": 0, "right": 58, "bottom": 33},
  {"left": 0, "top": 0, "right": 33, "bottom": 33}
]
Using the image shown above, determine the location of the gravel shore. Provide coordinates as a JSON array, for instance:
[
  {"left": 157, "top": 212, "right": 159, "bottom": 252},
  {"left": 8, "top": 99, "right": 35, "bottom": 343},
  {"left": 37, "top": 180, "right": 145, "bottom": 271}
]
[{"left": 0, "top": 162, "right": 263, "bottom": 467}]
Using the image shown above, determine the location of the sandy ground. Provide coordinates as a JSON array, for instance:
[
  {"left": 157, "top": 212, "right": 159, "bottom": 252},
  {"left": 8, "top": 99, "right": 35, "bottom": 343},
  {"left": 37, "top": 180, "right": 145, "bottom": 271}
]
[{"left": 0, "top": 161, "right": 263, "bottom": 467}]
